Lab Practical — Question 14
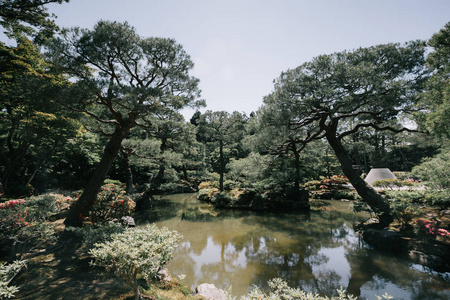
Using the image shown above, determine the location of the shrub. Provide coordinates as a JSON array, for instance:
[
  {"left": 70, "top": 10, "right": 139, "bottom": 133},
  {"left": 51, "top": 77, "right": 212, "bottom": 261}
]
[
  {"left": 240, "top": 278, "right": 366, "bottom": 300},
  {"left": 198, "top": 181, "right": 219, "bottom": 190},
  {"left": 67, "top": 221, "right": 127, "bottom": 251},
  {"left": 423, "top": 190, "right": 450, "bottom": 209},
  {"left": 90, "top": 184, "right": 136, "bottom": 224},
  {"left": 223, "top": 180, "right": 236, "bottom": 191},
  {"left": 0, "top": 193, "right": 74, "bottom": 258},
  {"left": 415, "top": 219, "right": 450, "bottom": 242},
  {"left": 89, "top": 225, "right": 182, "bottom": 300},
  {"left": 304, "top": 176, "right": 349, "bottom": 191},
  {"left": 372, "top": 179, "right": 402, "bottom": 190},
  {"left": 0, "top": 199, "right": 26, "bottom": 210},
  {"left": 0, "top": 260, "right": 26, "bottom": 299},
  {"left": 197, "top": 188, "right": 220, "bottom": 202},
  {"left": 388, "top": 198, "right": 421, "bottom": 230}
]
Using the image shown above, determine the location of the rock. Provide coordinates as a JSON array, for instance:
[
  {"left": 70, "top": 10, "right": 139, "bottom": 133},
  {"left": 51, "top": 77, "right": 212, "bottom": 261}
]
[
  {"left": 409, "top": 250, "right": 445, "bottom": 270},
  {"left": 120, "top": 216, "right": 135, "bottom": 227},
  {"left": 156, "top": 267, "right": 173, "bottom": 283},
  {"left": 196, "top": 283, "right": 227, "bottom": 300},
  {"left": 439, "top": 209, "right": 450, "bottom": 216}
]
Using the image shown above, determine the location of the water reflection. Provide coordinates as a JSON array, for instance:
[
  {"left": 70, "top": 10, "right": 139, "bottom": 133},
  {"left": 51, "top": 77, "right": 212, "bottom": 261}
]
[{"left": 134, "top": 194, "right": 450, "bottom": 299}]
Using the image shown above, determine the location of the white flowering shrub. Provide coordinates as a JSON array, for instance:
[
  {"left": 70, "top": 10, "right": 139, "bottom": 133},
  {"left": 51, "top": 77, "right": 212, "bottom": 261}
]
[
  {"left": 240, "top": 278, "right": 393, "bottom": 300},
  {"left": 89, "top": 224, "right": 182, "bottom": 300},
  {"left": 0, "top": 260, "right": 26, "bottom": 299},
  {"left": 242, "top": 278, "right": 356, "bottom": 300}
]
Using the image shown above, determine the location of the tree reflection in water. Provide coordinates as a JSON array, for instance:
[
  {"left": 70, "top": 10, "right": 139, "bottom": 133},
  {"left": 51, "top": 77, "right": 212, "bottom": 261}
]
[{"left": 135, "top": 193, "right": 450, "bottom": 299}]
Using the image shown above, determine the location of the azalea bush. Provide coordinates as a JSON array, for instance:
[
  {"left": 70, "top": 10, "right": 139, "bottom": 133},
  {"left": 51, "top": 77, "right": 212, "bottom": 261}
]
[
  {"left": 89, "top": 183, "right": 136, "bottom": 224},
  {"left": 89, "top": 225, "right": 182, "bottom": 300},
  {"left": 0, "top": 200, "right": 32, "bottom": 235},
  {"left": 0, "top": 193, "right": 72, "bottom": 258},
  {"left": 415, "top": 219, "right": 450, "bottom": 242},
  {"left": 0, "top": 199, "right": 26, "bottom": 210},
  {"left": 0, "top": 260, "right": 26, "bottom": 299}
]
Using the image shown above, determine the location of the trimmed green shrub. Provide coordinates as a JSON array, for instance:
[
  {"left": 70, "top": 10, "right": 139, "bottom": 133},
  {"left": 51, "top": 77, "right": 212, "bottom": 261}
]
[{"left": 89, "top": 225, "right": 182, "bottom": 300}]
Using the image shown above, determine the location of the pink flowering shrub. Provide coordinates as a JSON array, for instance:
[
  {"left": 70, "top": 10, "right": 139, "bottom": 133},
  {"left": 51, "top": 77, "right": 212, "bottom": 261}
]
[
  {"left": 90, "top": 184, "right": 136, "bottom": 224},
  {"left": 0, "top": 199, "right": 26, "bottom": 210},
  {"left": 49, "top": 193, "right": 75, "bottom": 211},
  {"left": 0, "top": 193, "right": 75, "bottom": 234},
  {"left": 415, "top": 219, "right": 450, "bottom": 242}
]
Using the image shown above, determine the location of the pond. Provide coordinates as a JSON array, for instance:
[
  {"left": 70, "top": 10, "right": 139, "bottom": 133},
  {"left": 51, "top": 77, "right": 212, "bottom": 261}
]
[{"left": 134, "top": 193, "right": 450, "bottom": 299}]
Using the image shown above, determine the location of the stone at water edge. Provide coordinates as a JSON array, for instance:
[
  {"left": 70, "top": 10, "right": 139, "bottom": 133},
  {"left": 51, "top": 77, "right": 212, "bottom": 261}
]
[
  {"left": 196, "top": 283, "right": 227, "bottom": 300},
  {"left": 120, "top": 216, "right": 135, "bottom": 227}
]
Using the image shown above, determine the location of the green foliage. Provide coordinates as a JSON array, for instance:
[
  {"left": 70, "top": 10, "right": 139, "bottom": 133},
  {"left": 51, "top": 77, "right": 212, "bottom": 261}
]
[
  {"left": 0, "top": 38, "right": 82, "bottom": 195},
  {"left": 67, "top": 221, "right": 127, "bottom": 251},
  {"left": 0, "top": 0, "right": 69, "bottom": 43},
  {"left": 89, "top": 225, "right": 182, "bottom": 300},
  {"left": 90, "top": 184, "right": 136, "bottom": 224},
  {"left": 412, "top": 148, "right": 450, "bottom": 190},
  {"left": 197, "top": 187, "right": 220, "bottom": 202},
  {"left": 197, "top": 110, "right": 247, "bottom": 191},
  {"left": 0, "top": 260, "right": 26, "bottom": 299},
  {"left": 412, "top": 148, "right": 450, "bottom": 208},
  {"left": 385, "top": 191, "right": 422, "bottom": 229},
  {"left": 423, "top": 190, "right": 449, "bottom": 209},
  {"left": 305, "top": 175, "right": 349, "bottom": 191},
  {"left": 227, "top": 153, "right": 271, "bottom": 183},
  {"left": 418, "top": 22, "right": 450, "bottom": 139},
  {"left": 372, "top": 179, "right": 417, "bottom": 190}
]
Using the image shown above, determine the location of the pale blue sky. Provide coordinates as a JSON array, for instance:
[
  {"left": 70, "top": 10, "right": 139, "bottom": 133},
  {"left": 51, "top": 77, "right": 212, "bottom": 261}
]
[{"left": 43, "top": 0, "right": 450, "bottom": 119}]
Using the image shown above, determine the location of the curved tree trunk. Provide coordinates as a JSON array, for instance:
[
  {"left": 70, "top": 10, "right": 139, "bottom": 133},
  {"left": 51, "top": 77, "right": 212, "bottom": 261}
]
[
  {"left": 64, "top": 127, "right": 129, "bottom": 227},
  {"left": 326, "top": 133, "right": 393, "bottom": 227}
]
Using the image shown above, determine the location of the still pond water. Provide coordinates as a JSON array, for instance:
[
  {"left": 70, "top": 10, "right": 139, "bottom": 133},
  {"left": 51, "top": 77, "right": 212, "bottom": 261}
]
[{"left": 134, "top": 193, "right": 450, "bottom": 299}]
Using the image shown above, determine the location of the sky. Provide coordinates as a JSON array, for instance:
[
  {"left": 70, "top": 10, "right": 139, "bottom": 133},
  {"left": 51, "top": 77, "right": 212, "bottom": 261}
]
[{"left": 41, "top": 0, "right": 450, "bottom": 119}]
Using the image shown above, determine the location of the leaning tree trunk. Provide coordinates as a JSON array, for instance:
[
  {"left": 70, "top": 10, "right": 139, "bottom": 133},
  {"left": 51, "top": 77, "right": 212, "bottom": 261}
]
[
  {"left": 64, "top": 127, "right": 129, "bottom": 227},
  {"left": 326, "top": 133, "right": 393, "bottom": 227}
]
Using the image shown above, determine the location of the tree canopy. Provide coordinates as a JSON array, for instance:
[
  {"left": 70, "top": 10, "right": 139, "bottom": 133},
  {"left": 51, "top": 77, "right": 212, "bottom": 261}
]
[
  {"left": 262, "top": 42, "right": 427, "bottom": 225},
  {"left": 46, "top": 20, "right": 202, "bottom": 226},
  {"left": 0, "top": 0, "right": 69, "bottom": 43}
]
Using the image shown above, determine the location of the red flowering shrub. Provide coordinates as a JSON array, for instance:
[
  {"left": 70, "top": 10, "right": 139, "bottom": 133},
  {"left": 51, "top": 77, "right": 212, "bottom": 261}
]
[
  {"left": 90, "top": 184, "right": 136, "bottom": 224},
  {"left": 0, "top": 201, "right": 32, "bottom": 233}
]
